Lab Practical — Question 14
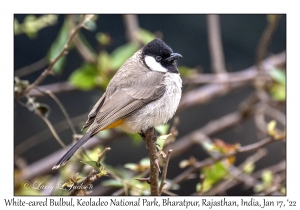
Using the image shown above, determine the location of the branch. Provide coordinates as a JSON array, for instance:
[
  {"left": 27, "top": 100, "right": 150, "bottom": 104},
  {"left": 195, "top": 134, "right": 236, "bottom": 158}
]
[
  {"left": 166, "top": 111, "right": 245, "bottom": 159},
  {"left": 139, "top": 127, "right": 159, "bottom": 196},
  {"left": 256, "top": 15, "right": 282, "bottom": 70},
  {"left": 178, "top": 51, "right": 286, "bottom": 112},
  {"left": 28, "top": 81, "right": 77, "bottom": 96},
  {"left": 166, "top": 135, "right": 285, "bottom": 191},
  {"left": 123, "top": 14, "right": 140, "bottom": 45},
  {"left": 69, "top": 15, "right": 97, "bottom": 64},
  {"left": 206, "top": 14, "right": 227, "bottom": 74},
  {"left": 18, "top": 15, "right": 88, "bottom": 98}
]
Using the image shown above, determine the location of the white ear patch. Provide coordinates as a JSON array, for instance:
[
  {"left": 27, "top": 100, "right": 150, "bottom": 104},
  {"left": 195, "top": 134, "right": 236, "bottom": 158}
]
[{"left": 144, "top": 55, "right": 168, "bottom": 73}]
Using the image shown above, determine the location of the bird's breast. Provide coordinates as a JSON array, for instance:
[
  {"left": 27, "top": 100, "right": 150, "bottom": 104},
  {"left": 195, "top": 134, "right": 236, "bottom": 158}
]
[{"left": 119, "top": 72, "right": 182, "bottom": 133}]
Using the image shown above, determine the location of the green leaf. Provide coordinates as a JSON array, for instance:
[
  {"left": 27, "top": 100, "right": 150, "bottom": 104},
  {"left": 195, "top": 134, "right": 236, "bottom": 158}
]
[
  {"left": 156, "top": 134, "right": 172, "bottom": 151},
  {"left": 201, "top": 178, "right": 214, "bottom": 193},
  {"left": 269, "top": 68, "right": 286, "bottom": 85},
  {"left": 80, "top": 160, "right": 100, "bottom": 169},
  {"left": 201, "top": 161, "right": 228, "bottom": 192},
  {"left": 127, "top": 133, "right": 143, "bottom": 146},
  {"left": 267, "top": 120, "right": 277, "bottom": 136},
  {"left": 139, "top": 158, "right": 150, "bottom": 167},
  {"left": 96, "top": 32, "right": 111, "bottom": 45},
  {"left": 280, "top": 187, "right": 286, "bottom": 195},
  {"left": 110, "top": 43, "right": 138, "bottom": 70},
  {"left": 14, "top": 18, "right": 21, "bottom": 35},
  {"left": 124, "top": 158, "right": 150, "bottom": 172},
  {"left": 179, "top": 159, "right": 190, "bottom": 168},
  {"left": 203, "top": 161, "right": 228, "bottom": 181},
  {"left": 84, "top": 19, "right": 97, "bottom": 31},
  {"left": 155, "top": 124, "right": 170, "bottom": 135},
  {"left": 202, "top": 141, "right": 215, "bottom": 152},
  {"left": 81, "top": 147, "right": 103, "bottom": 162},
  {"left": 97, "top": 51, "right": 111, "bottom": 72},
  {"left": 178, "top": 66, "right": 197, "bottom": 77},
  {"left": 47, "top": 18, "right": 70, "bottom": 74},
  {"left": 69, "top": 63, "right": 98, "bottom": 90},
  {"left": 270, "top": 83, "right": 286, "bottom": 101},
  {"left": 124, "top": 163, "right": 139, "bottom": 171},
  {"left": 196, "top": 183, "right": 202, "bottom": 192},
  {"left": 262, "top": 170, "right": 273, "bottom": 185},
  {"left": 243, "top": 161, "right": 255, "bottom": 174},
  {"left": 23, "top": 15, "right": 38, "bottom": 38},
  {"left": 254, "top": 183, "right": 265, "bottom": 193}
]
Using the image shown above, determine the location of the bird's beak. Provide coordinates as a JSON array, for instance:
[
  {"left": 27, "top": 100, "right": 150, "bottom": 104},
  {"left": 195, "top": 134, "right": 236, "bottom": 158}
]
[{"left": 165, "top": 53, "right": 183, "bottom": 62}]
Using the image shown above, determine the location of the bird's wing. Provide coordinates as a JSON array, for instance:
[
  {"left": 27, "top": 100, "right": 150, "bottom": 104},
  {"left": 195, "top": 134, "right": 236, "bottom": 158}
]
[
  {"left": 88, "top": 72, "right": 166, "bottom": 136},
  {"left": 82, "top": 92, "right": 106, "bottom": 130},
  {"left": 53, "top": 78, "right": 165, "bottom": 169}
]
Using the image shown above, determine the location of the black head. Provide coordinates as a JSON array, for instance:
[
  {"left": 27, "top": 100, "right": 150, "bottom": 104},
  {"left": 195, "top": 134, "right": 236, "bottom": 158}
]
[{"left": 142, "top": 38, "right": 182, "bottom": 73}]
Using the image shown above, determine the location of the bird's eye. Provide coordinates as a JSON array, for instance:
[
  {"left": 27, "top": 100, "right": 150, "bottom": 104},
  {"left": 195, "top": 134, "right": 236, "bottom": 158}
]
[{"left": 155, "top": 55, "right": 162, "bottom": 61}]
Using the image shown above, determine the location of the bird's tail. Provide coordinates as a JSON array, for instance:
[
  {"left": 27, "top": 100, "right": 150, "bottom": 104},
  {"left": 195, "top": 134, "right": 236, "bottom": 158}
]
[{"left": 52, "top": 132, "right": 91, "bottom": 170}]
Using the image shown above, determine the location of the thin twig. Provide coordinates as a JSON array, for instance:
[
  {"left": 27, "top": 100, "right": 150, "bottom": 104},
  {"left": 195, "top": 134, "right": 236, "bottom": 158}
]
[
  {"left": 28, "top": 81, "right": 76, "bottom": 96},
  {"left": 15, "top": 113, "right": 88, "bottom": 155},
  {"left": 159, "top": 150, "right": 172, "bottom": 195},
  {"left": 206, "top": 14, "right": 227, "bottom": 74},
  {"left": 34, "top": 87, "right": 77, "bottom": 134},
  {"left": 256, "top": 15, "right": 282, "bottom": 71},
  {"left": 161, "top": 190, "right": 178, "bottom": 196},
  {"left": 97, "top": 147, "right": 111, "bottom": 163},
  {"left": 14, "top": 154, "right": 27, "bottom": 170},
  {"left": 14, "top": 57, "right": 48, "bottom": 77},
  {"left": 34, "top": 109, "right": 67, "bottom": 149}
]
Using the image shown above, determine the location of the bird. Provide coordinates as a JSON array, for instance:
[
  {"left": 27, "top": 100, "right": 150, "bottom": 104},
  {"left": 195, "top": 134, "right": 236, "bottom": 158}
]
[{"left": 52, "top": 38, "right": 182, "bottom": 169}]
